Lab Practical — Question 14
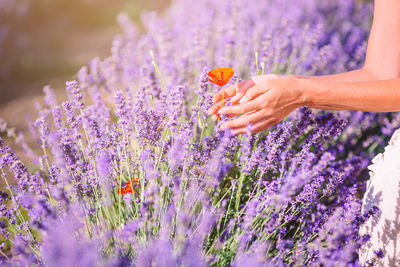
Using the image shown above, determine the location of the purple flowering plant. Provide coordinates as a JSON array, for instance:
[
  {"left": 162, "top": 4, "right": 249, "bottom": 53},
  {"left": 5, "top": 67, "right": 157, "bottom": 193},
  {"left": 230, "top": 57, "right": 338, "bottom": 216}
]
[{"left": 0, "top": 0, "right": 397, "bottom": 266}]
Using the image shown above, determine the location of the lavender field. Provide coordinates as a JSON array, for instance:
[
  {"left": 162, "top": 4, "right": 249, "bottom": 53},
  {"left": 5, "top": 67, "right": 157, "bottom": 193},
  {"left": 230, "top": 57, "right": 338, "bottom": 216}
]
[{"left": 0, "top": 0, "right": 398, "bottom": 266}]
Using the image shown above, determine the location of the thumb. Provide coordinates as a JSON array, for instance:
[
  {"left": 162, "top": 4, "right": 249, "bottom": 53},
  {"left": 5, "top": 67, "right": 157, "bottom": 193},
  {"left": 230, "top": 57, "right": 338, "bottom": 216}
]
[
  {"left": 230, "top": 79, "right": 255, "bottom": 103},
  {"left": 238, "top": 75, "right": 272, "bottom": 103},
  {"left": 238, "top": 86, "right": 266, "bottom": 104}
]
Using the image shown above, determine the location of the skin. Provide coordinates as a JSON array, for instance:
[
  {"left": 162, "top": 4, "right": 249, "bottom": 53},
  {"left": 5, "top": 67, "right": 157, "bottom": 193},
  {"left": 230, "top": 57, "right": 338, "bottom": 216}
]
[{"left": 208, "top": 0, "right": 400, "bottom": 135}]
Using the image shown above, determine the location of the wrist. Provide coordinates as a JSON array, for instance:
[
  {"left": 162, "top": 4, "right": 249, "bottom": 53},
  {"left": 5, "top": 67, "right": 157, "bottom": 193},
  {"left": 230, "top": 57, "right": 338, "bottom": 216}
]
[{"left": 290, "top": 78, "right": 313, "bottom": 107}]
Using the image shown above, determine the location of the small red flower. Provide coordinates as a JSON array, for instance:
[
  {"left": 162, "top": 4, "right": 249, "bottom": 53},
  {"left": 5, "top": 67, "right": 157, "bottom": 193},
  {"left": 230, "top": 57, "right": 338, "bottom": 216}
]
[
  {"left": 208, "top": 67, "right": 235, "bottom": 120},
  {"left": 208, "top": 68, "right": 234, "bottom": 86},
  {"left": 118, "top": 178, "right": 139, "bottom": 195}
]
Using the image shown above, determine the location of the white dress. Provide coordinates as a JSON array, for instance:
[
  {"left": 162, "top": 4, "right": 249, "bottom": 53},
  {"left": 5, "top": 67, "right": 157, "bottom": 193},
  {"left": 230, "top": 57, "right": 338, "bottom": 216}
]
[{"left": 359, "top": 129, "right": 400, "bottom": 266}]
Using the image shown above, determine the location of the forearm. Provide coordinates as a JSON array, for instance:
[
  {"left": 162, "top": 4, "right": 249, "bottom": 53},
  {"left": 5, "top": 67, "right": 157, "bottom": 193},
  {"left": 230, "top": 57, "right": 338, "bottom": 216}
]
[
  {"left": 292, "top": 68, "right": 377, "bottom": 83},
  {"left": 299, "top": 78, "right": 400, "bottom": 112}
]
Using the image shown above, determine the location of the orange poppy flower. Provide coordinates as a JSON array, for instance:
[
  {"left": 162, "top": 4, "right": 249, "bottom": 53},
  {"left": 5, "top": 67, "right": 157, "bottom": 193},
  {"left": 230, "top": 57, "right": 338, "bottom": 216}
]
[
  {"left": 208, "top": 68, "right": 234, "bottom": 86},
  {"left": 208, "top": 68, "right": 234, "bottom": 120},
  {"left": 118, "top": 178, "right": 139, "bottom": 195}
]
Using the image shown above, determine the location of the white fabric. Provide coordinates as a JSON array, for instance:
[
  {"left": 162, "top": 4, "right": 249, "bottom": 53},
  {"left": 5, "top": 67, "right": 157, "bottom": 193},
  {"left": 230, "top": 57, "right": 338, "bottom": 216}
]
[{"left": 359, "top": 129, "right": 400, "bottom": 266}]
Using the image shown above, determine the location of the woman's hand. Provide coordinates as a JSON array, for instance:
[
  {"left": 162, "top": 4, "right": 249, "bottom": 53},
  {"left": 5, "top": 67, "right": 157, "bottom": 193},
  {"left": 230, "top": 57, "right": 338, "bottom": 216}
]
[{"left": 208, "top": 75, "right": 306, "bottom": 134}]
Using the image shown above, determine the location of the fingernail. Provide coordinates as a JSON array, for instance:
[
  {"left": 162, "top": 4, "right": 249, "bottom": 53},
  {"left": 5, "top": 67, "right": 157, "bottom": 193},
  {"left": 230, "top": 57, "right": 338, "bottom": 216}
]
[{"left": 239, "top": 96, "right": 249, "bottom": 104}]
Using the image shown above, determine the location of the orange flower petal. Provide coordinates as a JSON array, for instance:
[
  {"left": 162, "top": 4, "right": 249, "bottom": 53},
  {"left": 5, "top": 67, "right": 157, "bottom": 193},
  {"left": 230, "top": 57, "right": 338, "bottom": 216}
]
[
  {"left": 118, "top": 178, "right": 140, "bottom": 195},
  {"left": 208, "top": 68, "right": 234, "bottom": 86}
]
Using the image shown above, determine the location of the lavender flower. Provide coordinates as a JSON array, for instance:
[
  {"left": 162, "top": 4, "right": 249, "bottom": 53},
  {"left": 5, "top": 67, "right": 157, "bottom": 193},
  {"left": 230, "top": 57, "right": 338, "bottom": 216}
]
[{"left": 0, "top": 0, "right": 385, "bottom": 266}]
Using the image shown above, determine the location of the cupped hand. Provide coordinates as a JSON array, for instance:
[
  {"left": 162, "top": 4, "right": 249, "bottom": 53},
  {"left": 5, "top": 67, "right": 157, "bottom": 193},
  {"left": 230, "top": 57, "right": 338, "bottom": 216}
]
[{"left": 208, "top": 74, "right": 306, "bottom": 134}]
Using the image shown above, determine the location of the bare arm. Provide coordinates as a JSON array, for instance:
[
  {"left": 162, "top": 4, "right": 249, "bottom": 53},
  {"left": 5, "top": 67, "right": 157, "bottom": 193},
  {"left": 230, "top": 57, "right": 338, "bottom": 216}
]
[
  {"left": 302, "top": 78, "right": 400, "bottom": 112},
  {"left": 301, "top": 0, "right": 400, "bottom": 112},
  {"left": 288, "top": 69, "right": 376, "bottom": 83},
  {"left": 209, "top": 0, "right": 400, "bottom": 134},
  {"left": 363, "top": 0, "right": 400, "bottom": 79},
  {"left": 297, "top": 0, "right": 400, "bottom": 82},
  {"left": 310, "top": 69, "right": 376, "bottom": 82},
  {"left": 209, "top": 75, "right": 400, "bottom": 134}
]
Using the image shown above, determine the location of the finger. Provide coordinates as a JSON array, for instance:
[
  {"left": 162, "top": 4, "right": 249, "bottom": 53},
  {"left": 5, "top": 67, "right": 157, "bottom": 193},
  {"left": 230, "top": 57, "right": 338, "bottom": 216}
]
[
  {"left": 232, "top": 118, "right": 276, "bottom": 135},
  {"left": 212, "top": 114, "right": 223, "bottom": 121},
  {"left": 212, "top": 78, "right": 256, "bottom": 103},
  {"left": 250, "top": 119, "right": 277, "bottom": 134},
  {"left": 230, "top": 79, "right": 256, "bottom": 103},
  {"left": 239, "top": 76, "right": 271, "bottom": 104},
  {"left": 212, "top": 86, "right": 237, "bottom": 103},
  {"left": 220, "top": 110, "right": 264, "bottom": 131},
  {"left": 208, "top": 100, "right": 231, "bottom": 115},
  {"left": 208, "top": 104, "right": 221, "bottom": 115},
  {"left": 218, "top": 97, "right": 262, "bottom": 116},
  {"left": 230, "top": 94, "right": 242, "bottom": 104},
  {"left": 212, "top": 113, "right": 236, "bottom": 121}
]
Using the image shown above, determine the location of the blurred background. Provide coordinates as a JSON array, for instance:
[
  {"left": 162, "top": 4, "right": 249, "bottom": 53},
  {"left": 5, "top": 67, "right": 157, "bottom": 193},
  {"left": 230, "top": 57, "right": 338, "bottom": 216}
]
[{"left": 0, "top": 0, "right": 169, "bottom": 128}]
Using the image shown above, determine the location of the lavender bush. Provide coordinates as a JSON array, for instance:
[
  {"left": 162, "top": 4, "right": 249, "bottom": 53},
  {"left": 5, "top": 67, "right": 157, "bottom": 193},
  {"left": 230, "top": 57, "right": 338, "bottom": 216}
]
[{"left": 0, "top": 0, "right": 396, "bottom": 265}]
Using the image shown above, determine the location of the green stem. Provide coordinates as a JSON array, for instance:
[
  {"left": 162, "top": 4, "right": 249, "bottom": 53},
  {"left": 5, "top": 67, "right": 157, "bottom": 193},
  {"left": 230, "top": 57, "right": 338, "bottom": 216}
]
[
  {"left": 221, "top": 85, "right": 225, "bottom": 108},
  {"left": 234, "top": 173, "right": 246, "bottom": 212},
  {"left": 255, "top": 51, "right": 259, "bottom": 75},
  {"left": 149, "top": 50, "right": 166, "bottom": 91},
  {"left": 261, "top": 62, "right": 265, "bottom": 75},
  {"left": 0, "top": 247, "right": 9, "bottom": 259},
  {"left": 1, "top": 168, "right": 39, "bottom": 254}
]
